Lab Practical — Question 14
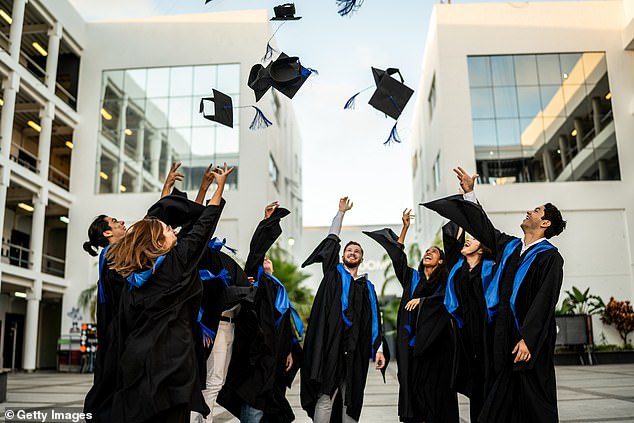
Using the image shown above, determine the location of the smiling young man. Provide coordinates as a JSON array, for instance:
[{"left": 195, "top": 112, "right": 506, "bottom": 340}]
[
  {"left": 300, "top": 197, "right": 388, "bottom": 423},
  {"left": 424, "top": 167, "right": 566, "bottom": 423}
]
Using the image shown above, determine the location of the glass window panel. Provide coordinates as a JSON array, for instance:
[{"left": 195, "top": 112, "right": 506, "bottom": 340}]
[
  {"left": 124, "top": 69, "right": 147, "bottom": 99},
  {"left": 537, "top": 54, "right": 562, "bottom": 85},
  {"left": 103, "top": 71, "right": 124, "bottom": 94},
  {"left": 467, "top": 56, "right": 491, "bottom": 87},
  {"left": 146, "top": 68, "right": 170, "bottom": 98},
  {"left": 191, "top": 126, "right": 216, "bottom": 156},
  {"left": 472, "top": 119, "right": 497, "bottom": 147},
  {"left": 215, "top": 125, "right": 239, "bottom": 154},
  {"left": 167, "top": 127, "right": 191, "bottom": 150},
  {"left": 192, "top": 97, "right": 210, "bottom": 127},
  {"left": 490, "top": 56, "right": 515, "bottom": 86},
  {"left": 542, "top": 116, "right": 566, "bottom": 144},
  {"left": 539, "top": 85, "right": 565, "bottom": 117},
  {"left": 169, "top": 66, "right": 193, "bottom": 97},
  {"left": 217, "top": 64, "right": 240, "bottom": 94},
  {"left": 168, "top": 97, "right": 193, "bottom": 128},
  {"left": 194, "top": 66, "right": 218, "bottom": 96},
  {"left": 581, "top": 52, "right": 606, "bottom": 85},
  {"left": 514, "top": 55, "right": 538, "bottom": 86},
  {"left": 560, "top": 53, "right": 582, "bottom": 79},
  {"left": 231, "top": 94, "right": 240, "bottom": 126},
  {"left": 496, "top": 118, "right": 520, "bottom": 146},
  {"left": 562, "top": 84, "right": 585, "bottom": 114},
  {"left": 517, "top": 86, "right": 541, "bottom": 118},
  {"left": 470, "top": 88, "right": 495, "bottom": 119},
  {"left": 493, "top": 86, "right": 518, "bottom": 118},
  {"left": 145, "top": 98, "right": 169, "bottom": 129}
]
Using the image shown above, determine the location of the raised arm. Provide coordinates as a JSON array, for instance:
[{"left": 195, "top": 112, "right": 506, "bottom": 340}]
[
  {"left": 161, "top": 162, "right": 184, "bottom": 198},
  {"left": 244, "top": 201, "right": 290, "bottom": 278},
  {"left": 302, "top": 197, "right": 352, "bottom": 273},
  {"left": 195, "top": 164, "right": 215, "bottom": 204},
  {"left": 442, "top": 221, "right": 465, "bottom": 270}
]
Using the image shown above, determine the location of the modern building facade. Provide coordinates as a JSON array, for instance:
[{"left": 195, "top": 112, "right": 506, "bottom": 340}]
[
  {"left": 0, "top": 0, "right": 302, "bottom": 370},
  {"left": 411, "top": 0, "right": 634, "bottom": 344}
]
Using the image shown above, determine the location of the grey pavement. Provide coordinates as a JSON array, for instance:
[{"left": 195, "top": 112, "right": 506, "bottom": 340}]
[{"left": 1, "top": 364, "right": 633, "bottom": 422}]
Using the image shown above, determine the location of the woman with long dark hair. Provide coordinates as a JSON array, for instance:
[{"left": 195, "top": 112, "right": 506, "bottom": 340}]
[
  {"left": 107, "top": 163, "right": 233, "bottom": 423},
  {"left": 364, "top": 209, "right": 458, "bottom": 423}
]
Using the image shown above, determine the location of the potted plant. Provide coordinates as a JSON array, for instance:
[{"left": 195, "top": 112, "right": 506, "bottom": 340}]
[{"left": 592, "top": 298, "right": 634, "bottom": 364}]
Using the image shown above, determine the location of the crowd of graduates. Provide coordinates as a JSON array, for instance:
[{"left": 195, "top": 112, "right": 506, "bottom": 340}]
[{"left": 82, "top": 163, "right": 566, "bottom": 423}]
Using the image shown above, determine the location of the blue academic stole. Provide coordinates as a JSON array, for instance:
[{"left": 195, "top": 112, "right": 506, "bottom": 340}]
[
  {"left": 97, "top": 244, "right": 111, "bottom": 304},
  {"left": 126, "top": 254, "right": 167, "bottom": 289},
  {"left": 444, "top": 257, "right": 495, "bottom": 328},
  {"left": 337, "top": 264, "right": 380, "bottom": 357},
  {"left": 257, "top": 266, "right": 305, "bottom": 342},
  {"left": 485, "top": 238, "right": 556, "bottom": 328}
]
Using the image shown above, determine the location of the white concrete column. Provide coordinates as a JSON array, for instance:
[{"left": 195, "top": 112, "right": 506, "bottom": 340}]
[
  {"left": 591, "top": 97, "right": 602, "bottom": 136},
  {"left": 115, "top": 96, "right": 128, "bottom": 191},
  {"left": 30, "top": 193, "right": 46, "bottom": 273},
  {"left": 0, "top": 168, "right": 8, "bottom": 294},
  {"left": 542, "top": 148, "right": 555, "bottom": 181},
  {"left": 44, "top": 23, "right": 62, "bottom": 91},
  {"left": 558, "top": 135, "right": 569, "bottom": 167},
  {"left": 134, "top": 122, "right": 145, "bottom": 192},
  {"left": 8, "top": 0, "right": 27, "bottom": 59},
  {"left": 574, "top": 118, "right": 585, "bottom": 153},
  {"left": 22, "top": 280, "right": 42, "bottom": 371},
  {"left": 0, "top": 72, "right": 20, "bottom": 157},
  {"left": 598, "top": 159, "right": 608, "bottom": 181},
  {"left": 37, "top": 102, "right": 54, "bottom": 181}
]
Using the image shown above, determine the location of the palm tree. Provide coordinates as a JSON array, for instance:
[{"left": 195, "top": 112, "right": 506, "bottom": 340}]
[{"left": 78, "top": 284, "right": 98, "bottom": 323}]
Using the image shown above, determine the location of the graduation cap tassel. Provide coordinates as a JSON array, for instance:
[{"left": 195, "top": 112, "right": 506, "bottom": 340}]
[
  {"left": 262, "top": 41, "right": 277, "bottom": 63},
  {"left": 344, "top": 91, "right": 361, "bottom": 110},
  {"left": 249, "top": 106, "right": 273, "bottom": 130},
  {"left": 337, "top": 0, "right": 364, "bottom": 17},
  {"left": 384, "top": 122, "right": 402, "bottom": 145}
]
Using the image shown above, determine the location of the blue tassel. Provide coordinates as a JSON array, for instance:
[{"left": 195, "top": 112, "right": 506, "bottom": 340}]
[
  {"left": 384, "top": 122, "right": 402, "bottom": 145},
  {"left": 300, "top": 66, "right": 319, "bottom": 77},
  {"left": 344, "top": 92, "right": 361, "bottom": 110},
  {"left": 262, "top": 41, "right": 277, "bottom": 63},
  {"left": 249, "top": 106, "right": 273, "bottom": 130},
  {"left": 337, "top": 0, "right": 364, "bottom": 16}
]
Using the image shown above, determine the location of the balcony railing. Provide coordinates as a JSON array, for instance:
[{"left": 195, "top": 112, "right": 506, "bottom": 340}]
[
  {"left": 55, "top": 82, "right": 77, "bottom": 110},
  {"left": 1, "top": 240, "right": 33, "bottom": 269},
  {"left": 10, "top": 143, "right": 38, "bottom": 173},
  {"left": 42, "top": 253, "right": 65, "bottom": 277},
  {"left": 49, "top": 164, "right": 70, "bottom": 190}
]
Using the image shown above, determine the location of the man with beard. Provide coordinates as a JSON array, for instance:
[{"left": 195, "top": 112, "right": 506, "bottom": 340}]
[
  {"left": 424, "top": 167, "right": 566, "bottom": 423},
  {"left": 301, "top": 197, "right": 388, "bottom": 423},
  {"left": 364, "top": 209, "right": 458, "bottom": 423}
]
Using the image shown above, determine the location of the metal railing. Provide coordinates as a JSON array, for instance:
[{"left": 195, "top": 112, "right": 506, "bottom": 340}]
[
  {"left": 1, "top": 240, "right": 33, "bottom": 269},
  {"left": 42, "top": 253, "right": 65, "bottom": 277},
  {"left": 10, "top": 143, "right": 39, "bottom": 173},
  {"left": 55, "top": 82, "right": 77, "bottom": 110},
  {"left": 48, "top": 164, "right": 70, "bottom": 190},
  {"left": 18, "top": 50, "right": 47, "bottom": 83}
]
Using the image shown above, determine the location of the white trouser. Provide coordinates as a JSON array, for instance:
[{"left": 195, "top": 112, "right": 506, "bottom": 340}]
[
  {"left": 313, "top": 384, "right": 356, "bottom": 423},
  {"left": 190, "top": 320, "right": 235, "bottom": 423}
]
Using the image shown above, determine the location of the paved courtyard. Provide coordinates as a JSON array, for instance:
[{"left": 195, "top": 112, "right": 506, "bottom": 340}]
[{"left": 1, "top": 364, "right": 633, "bottom": 422}]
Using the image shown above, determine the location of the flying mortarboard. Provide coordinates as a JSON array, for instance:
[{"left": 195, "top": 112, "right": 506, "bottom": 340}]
[
  {"left": 271, "top": 3, "right": 302, "bottom": 20},
  {"left": 269, "top": 52, "right": 317, "bottom": 99},
  {"left": 344, "top": 66, "right": 414, "bottom": 145},
  {"left": 199, "top": 89, "right": 233, "bottom": 128},
  {"left": 248, "top": 63, "right": 274, "bottom": 102}
]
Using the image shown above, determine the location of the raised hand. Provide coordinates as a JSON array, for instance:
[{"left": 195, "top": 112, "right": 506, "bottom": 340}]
[
  {"left": 402, "top": 208, "right": 414, "bottom": 227},
  {"left": 212, "top": 162, "right": 235, "bottom": 186},
  {"left": 453, "top": 166, "right": 479, "bottom": 194},
  {"left": 339, "top": 196, "right": 353, "bottom": 213},
  {"left": 195, "top": 164, "right": 215, "bottom": 204},
  {"left": 264, "top": 201, "right": 280, "bottom": 219},
  {"left": 161, "top": 162, "right": 184, "bottom": 197}
]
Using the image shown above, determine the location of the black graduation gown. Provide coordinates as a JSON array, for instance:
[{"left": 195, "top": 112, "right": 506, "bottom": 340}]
[
  {"left": 443, "top": 222, "right": 492, "bottom": 423},
  {"left": 83, "top": 266, "right": 126, "bottom": 421},
  {"left": 217, "top": 208, "right": 301, "bottom": 423},
  {"left": 300, "top": 234, "right": 388, "bottom": 422},
  {"left": 109, "top": 202, "right": 225, "bottom": 423},
  {"left": 424, "top": 195, "right": 564, "bottom": 423}
]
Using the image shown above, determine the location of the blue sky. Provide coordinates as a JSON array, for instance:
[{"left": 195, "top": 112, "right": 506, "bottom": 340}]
[{"left": 69, "top": 0, "right": 566, "bottom": 226}]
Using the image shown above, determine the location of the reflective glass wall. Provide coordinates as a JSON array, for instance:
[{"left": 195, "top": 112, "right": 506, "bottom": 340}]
[
  {"left": 96, "top": 64, "right": 240, "bottom": 193},
  {"left": 467, "top": 52, "right": 618, "bottom": 184}
]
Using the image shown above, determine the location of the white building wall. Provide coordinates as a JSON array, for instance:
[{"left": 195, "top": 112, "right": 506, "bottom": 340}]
[{"left": 411, "top": 1, "right": 634, "bottom": 344}]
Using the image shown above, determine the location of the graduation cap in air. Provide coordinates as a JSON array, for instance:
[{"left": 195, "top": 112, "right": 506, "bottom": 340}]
[
  {"left": 146, "top": 191, "right": 205, "bottom": 239},
  {"left": 199, "top": 89, "right": 234, "bottom": 128},
  {"left": 269, "top": 53, "right": 317, "bottom": 99},
  {"left": 248, "top": 63, "right": 273, "bottom": 102},
  {"left": 200, "top": 88, "right": 273, "bottom": 131},
  {"left": 344, "top": 66, "right": 414, "bottom": 145},
  {"left": 271, "top": 3, "right": 302, "bottom": 20}
]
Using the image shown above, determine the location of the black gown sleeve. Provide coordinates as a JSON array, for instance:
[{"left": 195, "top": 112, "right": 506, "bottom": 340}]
[
  {"left": 244, "top": 208, "right": 291, "bottom": 278},
  {"left": 172, "top": 200, "right": 225, "bottom": 270},
  {"left": 301, "top": 233, "right": 342, "bottom": 274},
  {"left": 442, "top": 221, "right": 465, "bottom": 270},
  {"left": 363, "top": 228, "right": 412, "bottom": 288},
  {"left": 519, "top": 252, "right": 564, "bottom": 369}
]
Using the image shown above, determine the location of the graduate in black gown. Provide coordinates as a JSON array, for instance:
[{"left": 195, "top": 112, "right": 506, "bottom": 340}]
[
  {"left": 218, "top": 201, "right": 303, "bottom": 422},
  {"left": 300, "top": 197, "right": 388, "bottom": 423},
  {"left": 442, "top": 221, "right": 494, "bottom": 423},
  {"left": 82, "top": 215, "right": 127, "bottom": 421},
  {"left": 107, "top": 163, "right": 233, "bottom": 423},
  {"left": 424, "top": 166, "right": 566, "bottom": 423},
  {"left": 364, "top": 209, "right": 458, "bottom": 423}
]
